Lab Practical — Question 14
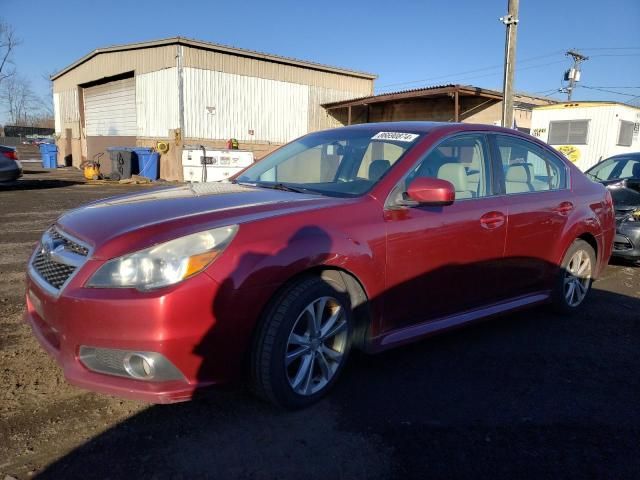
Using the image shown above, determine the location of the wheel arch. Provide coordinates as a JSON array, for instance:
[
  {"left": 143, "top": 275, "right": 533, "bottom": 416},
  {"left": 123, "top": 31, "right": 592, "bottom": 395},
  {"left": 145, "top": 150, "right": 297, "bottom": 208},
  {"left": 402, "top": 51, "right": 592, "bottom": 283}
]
[
  {"left": 251, "top": 266, "right": 373, "bottom": 354},
  {"left": 577, "top": 232, "right": 598, "bottom": 260}
]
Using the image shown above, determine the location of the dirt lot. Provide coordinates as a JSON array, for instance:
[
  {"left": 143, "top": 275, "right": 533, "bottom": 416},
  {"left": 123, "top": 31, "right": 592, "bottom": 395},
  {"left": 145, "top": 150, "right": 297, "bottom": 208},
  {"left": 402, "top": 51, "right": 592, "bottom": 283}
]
[{"left": 1, "top": 166, "right": 639, "bottom": 479}]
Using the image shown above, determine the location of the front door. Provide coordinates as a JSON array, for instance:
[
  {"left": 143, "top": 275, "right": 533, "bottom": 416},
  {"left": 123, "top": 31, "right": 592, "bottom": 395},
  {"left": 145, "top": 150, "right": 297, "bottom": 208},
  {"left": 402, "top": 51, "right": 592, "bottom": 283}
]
[{"left": 383, "top": 133, "right": 507, "bottom": 332}]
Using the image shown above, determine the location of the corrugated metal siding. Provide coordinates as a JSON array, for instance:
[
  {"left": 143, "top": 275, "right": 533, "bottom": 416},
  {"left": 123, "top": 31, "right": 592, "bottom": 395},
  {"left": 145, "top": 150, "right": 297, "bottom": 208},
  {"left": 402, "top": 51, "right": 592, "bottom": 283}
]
[
  {"left": 307, "top": 86, "right": 364, "bottom": 131},
  {"left": 84, "top": 77, "right": 137, "bottom": 136},
  {"left": 53, "top": 93, "right": 61, "bottom": 134},
  {"left": 53, "top": 89, "right": 81, "bottom": 137},
  {"left": 57, "top": 89, "right": 80, "bottom": 122},
  {"left": 53, "top": 46, "right": 176, "bottom": 92},
  {"left": 183, "top": 67, "right": 309, "bottom": 143},
  {"left": 183, "top": 46, "right": 373, "bottom": 94},
  {"left": 136, "top": 68, "right": 179, "bottom": 137}
]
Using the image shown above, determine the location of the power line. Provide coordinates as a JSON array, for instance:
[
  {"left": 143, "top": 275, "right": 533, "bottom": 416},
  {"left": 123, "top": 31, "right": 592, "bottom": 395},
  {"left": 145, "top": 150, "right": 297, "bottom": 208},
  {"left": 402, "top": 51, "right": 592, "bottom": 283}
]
[
  {"left": 377, "top": 50, "right": 564, "bottom": 89},
  {"left": 577, "top": 47, "right": 640, "bottom": 51},
  {"left": 377, "top": 58, "right": 567, "bottom": 93},
  {"left": 580, "top": 85, "right": 640, "bottom": 97},
  {"left": 582, "top": 86, "right": 640, "bottom": 89},
  {"left": 589, "top": 53, "right": 640, "bottom": 57},
  {"left": 533, "top": 87, "right": 563, "bottom": 95}
]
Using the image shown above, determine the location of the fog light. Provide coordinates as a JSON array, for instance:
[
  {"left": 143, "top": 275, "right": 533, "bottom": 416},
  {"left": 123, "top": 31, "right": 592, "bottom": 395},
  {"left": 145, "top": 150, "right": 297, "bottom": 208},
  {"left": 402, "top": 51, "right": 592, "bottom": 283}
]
[
  {"left": 78, "top": 346, "right": 185, "bottom": 382},
  {"left": 123, "top": 353, "right": 155, "bottom": 379}
]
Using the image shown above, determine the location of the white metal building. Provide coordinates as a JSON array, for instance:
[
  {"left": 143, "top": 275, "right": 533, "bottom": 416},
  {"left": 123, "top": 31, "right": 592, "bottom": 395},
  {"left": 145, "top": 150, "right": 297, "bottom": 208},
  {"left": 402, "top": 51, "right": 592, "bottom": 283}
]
[
  {"left": 51, "top": 37, "right": 376, "bottom": 180},
  {"left": 530, "top": 102, "right": 640, "bottom": 171}
]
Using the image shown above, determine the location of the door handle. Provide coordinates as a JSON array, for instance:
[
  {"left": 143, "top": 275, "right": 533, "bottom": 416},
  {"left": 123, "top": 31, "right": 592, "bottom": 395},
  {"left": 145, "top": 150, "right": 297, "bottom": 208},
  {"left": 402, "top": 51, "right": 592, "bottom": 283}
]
[
  {"left": 480, "top": 211, "right": 505, "bottom": 229},
  {"left": 553, "top": 201, "right": 574, "bottom": 215}
]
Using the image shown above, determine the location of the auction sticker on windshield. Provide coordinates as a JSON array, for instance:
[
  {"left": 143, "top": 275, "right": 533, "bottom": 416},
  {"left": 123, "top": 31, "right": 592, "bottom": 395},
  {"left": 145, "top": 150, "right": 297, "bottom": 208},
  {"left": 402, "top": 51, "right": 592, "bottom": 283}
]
[{"left": 371, "top": 132, "right": 420, "bottom": 142}]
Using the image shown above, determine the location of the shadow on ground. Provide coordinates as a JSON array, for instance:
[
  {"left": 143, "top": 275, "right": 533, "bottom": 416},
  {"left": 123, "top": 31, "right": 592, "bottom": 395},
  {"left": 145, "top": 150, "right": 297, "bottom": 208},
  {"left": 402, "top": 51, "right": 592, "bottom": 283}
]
[
  {"left": 37, "top": 283, "right": 640, "bottom": 479},
  {"left": 0, "top": 179, "right": 84, "bottom": 190}
]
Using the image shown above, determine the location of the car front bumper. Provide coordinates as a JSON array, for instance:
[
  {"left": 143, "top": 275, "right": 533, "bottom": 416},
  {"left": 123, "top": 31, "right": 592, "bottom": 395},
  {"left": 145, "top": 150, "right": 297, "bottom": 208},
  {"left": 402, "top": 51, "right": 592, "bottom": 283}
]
[
  {"left": 612, "top": 221, "right": 640, "bottom": 261},
  {"left": 24, "top": 269, "right": 244, "bottom": 403}
]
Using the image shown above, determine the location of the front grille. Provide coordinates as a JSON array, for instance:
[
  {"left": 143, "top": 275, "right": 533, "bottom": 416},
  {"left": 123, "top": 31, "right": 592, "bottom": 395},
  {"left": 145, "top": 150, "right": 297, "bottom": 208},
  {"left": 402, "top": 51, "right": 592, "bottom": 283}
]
[
  {"left": 32, "top": 252, "right": 76, "bottom": 289},
  {"left": 48, "top": 227, "right": 90, "bottom": 256},
  {"left": 30, "top": 227, "right": 90, "bottom": 291}
]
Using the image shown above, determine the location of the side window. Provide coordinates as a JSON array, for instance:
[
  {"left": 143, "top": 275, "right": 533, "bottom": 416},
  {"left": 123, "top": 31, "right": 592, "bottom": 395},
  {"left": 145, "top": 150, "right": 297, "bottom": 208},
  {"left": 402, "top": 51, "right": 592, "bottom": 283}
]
[
  {"left": 408, "top": 134, "right": 492, "bottom": 199},
  {"left": 495, "top": 135, "right": 567, "bottom": 194}
]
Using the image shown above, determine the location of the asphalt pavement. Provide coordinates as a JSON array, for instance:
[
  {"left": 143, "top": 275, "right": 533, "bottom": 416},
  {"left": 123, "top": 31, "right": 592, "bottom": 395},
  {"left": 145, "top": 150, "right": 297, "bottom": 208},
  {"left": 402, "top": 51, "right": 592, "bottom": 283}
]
[{"left": 1, "top": 166, "right": 638, "bottom": 479}]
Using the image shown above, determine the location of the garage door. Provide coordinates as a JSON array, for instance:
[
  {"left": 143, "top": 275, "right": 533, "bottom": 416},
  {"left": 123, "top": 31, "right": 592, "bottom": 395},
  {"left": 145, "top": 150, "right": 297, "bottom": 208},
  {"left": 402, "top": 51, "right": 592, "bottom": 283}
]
[{"left": 84, "top": 77, "right": 136, "bottom": 136}]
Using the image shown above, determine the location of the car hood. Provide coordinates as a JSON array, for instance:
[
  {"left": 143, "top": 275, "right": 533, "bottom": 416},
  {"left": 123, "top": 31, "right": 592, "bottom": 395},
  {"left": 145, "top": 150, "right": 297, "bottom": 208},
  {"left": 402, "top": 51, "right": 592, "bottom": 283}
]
[
  {"left": 608, "top": 185, "right": 640, "bottom": 209},
  {"left": 56, "top": 182, "right": 343, "bottom": 258}
]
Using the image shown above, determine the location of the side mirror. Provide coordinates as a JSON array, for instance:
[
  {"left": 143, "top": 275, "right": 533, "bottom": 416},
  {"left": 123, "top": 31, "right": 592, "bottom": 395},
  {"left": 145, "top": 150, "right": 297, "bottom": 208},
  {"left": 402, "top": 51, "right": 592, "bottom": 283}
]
[{"left": 405, "top": 177, "right": 455, "bottom": 206}]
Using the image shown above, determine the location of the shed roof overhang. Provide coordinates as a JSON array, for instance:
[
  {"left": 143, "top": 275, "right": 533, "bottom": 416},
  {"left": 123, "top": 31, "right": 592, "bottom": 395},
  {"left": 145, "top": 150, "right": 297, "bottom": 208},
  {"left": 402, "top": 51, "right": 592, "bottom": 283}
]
[{"left": 321, "top": 84, "right": 504, "bottom": 111}]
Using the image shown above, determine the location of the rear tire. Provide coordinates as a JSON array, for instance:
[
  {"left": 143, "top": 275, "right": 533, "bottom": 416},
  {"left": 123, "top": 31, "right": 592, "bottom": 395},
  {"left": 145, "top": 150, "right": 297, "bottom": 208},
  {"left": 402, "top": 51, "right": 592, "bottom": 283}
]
[
  {"left": 551, "top": 239, "right": 596, "bottom": 314},
  {"left": 250, "top": 276, "right": 353, "bottom": 409}
]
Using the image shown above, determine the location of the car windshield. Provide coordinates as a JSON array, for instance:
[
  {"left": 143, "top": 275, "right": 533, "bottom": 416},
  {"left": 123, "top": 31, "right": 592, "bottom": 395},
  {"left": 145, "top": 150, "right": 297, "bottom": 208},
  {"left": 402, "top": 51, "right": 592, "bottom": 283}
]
[
  {"left": 235, "top": 128, "right": 423, "bottom": 197},
  {"left": 586, "top": 156, "right": 640, "bottom": 181}
]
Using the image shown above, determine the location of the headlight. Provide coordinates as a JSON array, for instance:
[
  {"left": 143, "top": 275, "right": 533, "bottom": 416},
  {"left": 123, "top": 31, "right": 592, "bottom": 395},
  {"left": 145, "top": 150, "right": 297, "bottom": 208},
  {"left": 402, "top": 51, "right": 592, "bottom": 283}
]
[{"left": 87, "top": 225, "right": 238, "bottom": 289}]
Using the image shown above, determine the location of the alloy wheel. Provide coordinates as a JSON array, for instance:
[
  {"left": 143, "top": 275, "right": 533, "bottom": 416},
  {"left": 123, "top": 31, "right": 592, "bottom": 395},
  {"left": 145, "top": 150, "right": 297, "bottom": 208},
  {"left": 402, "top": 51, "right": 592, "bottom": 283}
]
[
  {"left": 563, "top": 249, "right": 592, "bottom": 307},
  {"left": 285, "top": 296, "right": 348, "bottom": 396}
]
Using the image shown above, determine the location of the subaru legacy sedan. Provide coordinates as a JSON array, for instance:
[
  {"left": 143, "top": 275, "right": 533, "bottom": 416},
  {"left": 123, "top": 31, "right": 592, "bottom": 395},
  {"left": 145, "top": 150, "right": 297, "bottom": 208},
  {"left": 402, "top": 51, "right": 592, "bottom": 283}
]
[{"left": 25, "top": 122, "right": 615, "bottom": 408}]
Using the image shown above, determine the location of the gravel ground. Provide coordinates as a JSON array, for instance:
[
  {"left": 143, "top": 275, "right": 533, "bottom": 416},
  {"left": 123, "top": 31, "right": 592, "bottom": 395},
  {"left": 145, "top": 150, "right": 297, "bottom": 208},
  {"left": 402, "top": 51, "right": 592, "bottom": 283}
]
[{"left": 0, "top": 166, "right": 639, "bottom": 479}]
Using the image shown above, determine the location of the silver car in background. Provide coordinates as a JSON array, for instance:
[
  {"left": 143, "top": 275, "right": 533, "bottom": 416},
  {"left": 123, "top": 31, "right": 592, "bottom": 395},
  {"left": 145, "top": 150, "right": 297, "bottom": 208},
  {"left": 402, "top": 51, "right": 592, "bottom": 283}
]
[{"left": 0, "top": 145, "right": 23, "bottom": 183}]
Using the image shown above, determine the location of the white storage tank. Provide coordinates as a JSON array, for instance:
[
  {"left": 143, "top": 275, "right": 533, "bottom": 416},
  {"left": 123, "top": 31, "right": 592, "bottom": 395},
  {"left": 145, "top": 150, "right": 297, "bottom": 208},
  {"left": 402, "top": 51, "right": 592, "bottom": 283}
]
[{"left": 182, "top": 147, "right": 255, "bottom": 182}]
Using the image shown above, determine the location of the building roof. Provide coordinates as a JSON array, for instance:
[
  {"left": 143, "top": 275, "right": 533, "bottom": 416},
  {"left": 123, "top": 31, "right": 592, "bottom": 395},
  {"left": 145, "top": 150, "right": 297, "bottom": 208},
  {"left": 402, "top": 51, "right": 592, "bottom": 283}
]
[
  {"left": 533, "top": 101, "right": 640, "bottom": 111},
  {"left": 50, "top": 37, "right": 377, "bottom": 81},
  {"left": 322, "top": 84, "right": 556, "bottom": 109}
]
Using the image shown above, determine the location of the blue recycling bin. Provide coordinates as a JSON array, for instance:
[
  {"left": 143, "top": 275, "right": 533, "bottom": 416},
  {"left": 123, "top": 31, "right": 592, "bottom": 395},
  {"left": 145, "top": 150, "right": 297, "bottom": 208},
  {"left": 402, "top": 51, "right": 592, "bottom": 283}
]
[
  {"left": 132, "top": 148, "right": 159, "bottom": 180},
  {"left": 39, "top": 143, "right": 58, "bottom": 168}
]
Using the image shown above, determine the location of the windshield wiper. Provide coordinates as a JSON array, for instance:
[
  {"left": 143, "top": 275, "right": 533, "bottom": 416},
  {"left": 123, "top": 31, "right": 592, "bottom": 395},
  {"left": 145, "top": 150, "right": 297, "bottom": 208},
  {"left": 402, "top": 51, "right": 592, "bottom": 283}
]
[{"left": 253, "top": 182, "right": 314, "bottom": 194}]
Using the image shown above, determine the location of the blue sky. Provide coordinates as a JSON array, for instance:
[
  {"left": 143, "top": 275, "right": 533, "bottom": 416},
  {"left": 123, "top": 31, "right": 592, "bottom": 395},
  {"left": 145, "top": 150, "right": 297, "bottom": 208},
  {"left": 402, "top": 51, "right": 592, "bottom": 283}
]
[{"left": 1, "top": 0, "right": 639, "bottom": 114}]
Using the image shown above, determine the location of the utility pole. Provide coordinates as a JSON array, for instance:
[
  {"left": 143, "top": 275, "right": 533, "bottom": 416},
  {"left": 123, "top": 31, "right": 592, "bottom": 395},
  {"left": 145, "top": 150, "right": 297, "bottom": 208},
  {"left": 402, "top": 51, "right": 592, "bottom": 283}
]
[
  {"left": 500, "top": 0, "right": 519, "bottom": 128},
  {"left": 565, "top": 50, "right": 588, "bottom": 101}
]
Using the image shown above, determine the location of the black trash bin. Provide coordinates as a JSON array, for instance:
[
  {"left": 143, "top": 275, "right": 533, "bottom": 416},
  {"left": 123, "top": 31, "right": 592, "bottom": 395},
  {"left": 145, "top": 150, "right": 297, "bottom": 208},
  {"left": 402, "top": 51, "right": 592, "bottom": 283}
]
[{"left": 107, "top": 147, "right": 137, "bottom": 181}]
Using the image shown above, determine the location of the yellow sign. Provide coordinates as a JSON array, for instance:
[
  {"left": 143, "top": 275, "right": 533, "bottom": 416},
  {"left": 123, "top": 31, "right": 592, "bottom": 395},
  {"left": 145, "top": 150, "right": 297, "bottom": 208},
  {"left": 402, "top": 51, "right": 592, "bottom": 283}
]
[{"left": 557, "top": 145, "right": 581, "bottom": 163}]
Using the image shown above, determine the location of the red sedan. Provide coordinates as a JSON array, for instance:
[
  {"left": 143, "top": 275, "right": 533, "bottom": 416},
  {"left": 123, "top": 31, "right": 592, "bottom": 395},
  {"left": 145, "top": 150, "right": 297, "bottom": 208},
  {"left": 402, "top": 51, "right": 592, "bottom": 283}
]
[{"left": 25, "top": 122, "right": 615, "bottom": 408}]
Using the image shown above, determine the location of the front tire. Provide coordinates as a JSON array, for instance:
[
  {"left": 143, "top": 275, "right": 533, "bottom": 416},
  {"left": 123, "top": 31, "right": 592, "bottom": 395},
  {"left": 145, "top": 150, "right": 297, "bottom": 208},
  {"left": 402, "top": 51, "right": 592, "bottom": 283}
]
[
  {"left": 250, "top": 276, "right": 353, "bottom": 409},
  {"left": 551, "top": 239, "right": 596, "bottom": 313}
]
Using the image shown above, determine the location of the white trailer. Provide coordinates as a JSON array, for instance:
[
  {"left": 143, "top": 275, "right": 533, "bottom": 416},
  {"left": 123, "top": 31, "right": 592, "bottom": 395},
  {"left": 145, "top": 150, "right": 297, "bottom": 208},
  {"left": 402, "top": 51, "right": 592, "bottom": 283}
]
[
  {"left": 182, "top": 147, "right": 254, "bottom": 183},
  {"left": 530, "top": 102, "right": 640, "bottom": 171}
]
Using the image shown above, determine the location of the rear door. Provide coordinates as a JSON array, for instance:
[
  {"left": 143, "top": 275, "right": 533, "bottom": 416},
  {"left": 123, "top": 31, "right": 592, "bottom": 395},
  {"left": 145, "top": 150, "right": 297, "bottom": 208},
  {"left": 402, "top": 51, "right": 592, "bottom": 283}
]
[{"left": 491, "top": 133, "right": 571, "bottom": 297}]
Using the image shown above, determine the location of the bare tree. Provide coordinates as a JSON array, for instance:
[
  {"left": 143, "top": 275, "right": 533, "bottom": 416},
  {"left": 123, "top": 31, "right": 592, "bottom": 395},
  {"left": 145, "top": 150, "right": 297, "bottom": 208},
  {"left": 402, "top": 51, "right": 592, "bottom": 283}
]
[
  {"left": 39, "top": 70, "right": 56, "bottom": 117},
  {"left": 0, "top": 20, "right": 20, "bottom": 85},
  {"left": 1, "top": 74, "right": 38, "bottom": 124}
]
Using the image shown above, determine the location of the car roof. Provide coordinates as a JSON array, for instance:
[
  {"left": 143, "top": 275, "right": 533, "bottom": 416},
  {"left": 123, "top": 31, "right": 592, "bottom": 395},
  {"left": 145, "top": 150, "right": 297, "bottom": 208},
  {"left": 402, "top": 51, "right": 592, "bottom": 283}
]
[
  {"left": 332, "top": 121, "right": 522, "bottom": 135},
  {"left": 606, "top": 152, "right": 640, "bottom": 160}
]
